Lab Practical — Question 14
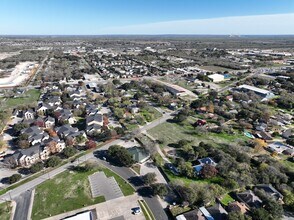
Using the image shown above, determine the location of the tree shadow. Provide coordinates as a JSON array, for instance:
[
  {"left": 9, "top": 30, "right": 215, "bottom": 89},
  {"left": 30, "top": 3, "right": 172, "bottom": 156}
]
[
  {"left": 18, "top": 167, "right": 31, "bottom": 175},
  {"left": 0, "top": 177, "right": 10, "bottom": 185},
  {"left": 128, "top": 176, "right": 144, "bottom": 187},
  {"left": 137, "top": 186, "right": 153, "bottom": 198}
]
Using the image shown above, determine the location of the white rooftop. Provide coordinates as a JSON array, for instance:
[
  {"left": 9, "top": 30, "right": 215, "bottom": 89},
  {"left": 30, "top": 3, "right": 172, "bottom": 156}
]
[{"left": 238, "top": 84, "right": 271, "bottom": 95}]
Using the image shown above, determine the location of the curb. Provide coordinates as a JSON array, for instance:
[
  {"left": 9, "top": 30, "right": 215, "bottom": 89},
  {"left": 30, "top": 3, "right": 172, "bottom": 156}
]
[{"left": 10, "top": 200, "right": 16, "bottom": 220}]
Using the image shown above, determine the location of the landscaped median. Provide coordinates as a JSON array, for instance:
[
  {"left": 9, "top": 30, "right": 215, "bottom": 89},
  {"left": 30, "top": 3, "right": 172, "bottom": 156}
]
[
  {"left": 31, "top": 162, "right": 135, "bottom": 220},
  {"left": 138, "top": 199, "right": 156, "bottom": 220}
]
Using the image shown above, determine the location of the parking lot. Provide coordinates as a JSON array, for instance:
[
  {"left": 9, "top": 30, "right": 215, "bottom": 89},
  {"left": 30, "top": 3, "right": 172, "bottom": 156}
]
[
  {"left": 89, "top": 172, "right": 123, "bottom": 200},
  {"left": 95, "top": 194, "right": 145, "bottom": 220}
]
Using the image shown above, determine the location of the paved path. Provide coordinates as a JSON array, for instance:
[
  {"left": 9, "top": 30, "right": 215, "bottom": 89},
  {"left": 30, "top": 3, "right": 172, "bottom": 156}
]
[
  {"left": 96, "top": 159, "right": 169, "bottom": 220},
  {"left": 13, "top": 189, "right": 33, "bottom": 220},
  {"left": 0, "top": 112, "right": 173, "bottom": 219},
  {"left": 44, "top": 194, "right": 145, "bottom": 220}
]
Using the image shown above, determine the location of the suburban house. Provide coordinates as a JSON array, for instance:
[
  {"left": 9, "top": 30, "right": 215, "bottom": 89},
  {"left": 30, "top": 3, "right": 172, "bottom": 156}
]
[
  {"left": 37, "top": 103, "right": 50, "bottom": 115},
  {"left": 55, "top": 124, "right": 79, "bottom": 138},
  {"left": 267, "top": 142, "right": 291, "bottom": 154},
  {"left": 55, "top": 124, "right": 86, "bottom": 140},
  {"left": 45, "top": 116, "right": 55, "bottom": 128},
  {"left": 254, "top": 184, "right": 284, "bottom": 202},
  {"left": 24, "top": 109, "right": 35, "bottom": 120},
  {"left": 175, "top": 209, "right": 206, "bottom": 220},
  {"left": 127, "top": 146, "right": 150, "bottom": 163},
  {"left": 205, "top": 203, "right": 228, "bottom": 220},
  {"left": 46, "top": 96, "right": 62, "bottom": 107},
  {"left": 227, "top": 201, "right": 249, "bottom": 214},
  {"left": 236, "top": 190, "right": 263, "bottom": 209},
  {"left": 57, "top": 109, "right": 77, "bottom": 124},
  {"left": 4, "top": 144, "right": 50, "bottom": 167},
  {"left": 193, "top": 157, "right": 217, "bottom": 174},
  {"left": 22, "top": 126, "right": 49, "bottom": 145},
  {"left": 86, "top": 113, "right": 103, "bottom": 135}
]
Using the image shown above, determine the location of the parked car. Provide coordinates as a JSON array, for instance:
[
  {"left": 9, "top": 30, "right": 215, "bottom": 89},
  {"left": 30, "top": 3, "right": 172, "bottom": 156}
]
[{"left": 132, "top": 207, "right": 141, "bottom": 215}]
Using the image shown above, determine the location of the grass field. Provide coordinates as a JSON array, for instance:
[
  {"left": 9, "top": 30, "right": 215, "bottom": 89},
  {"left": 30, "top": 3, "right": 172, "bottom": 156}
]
[
  {"left": 140, "top": 106, "right": 162, "bottom": 122},
  {"left": 200, "top": 65, "right": 234, "bottom": 72},
  {"left": 160, "top": 77, "right": 195, "bottom": 91},
  {"left": 148, "top": 118, "right": 246, "bottom": 148},
  {"left": 0, "top": 89, "right": 40, "bottom": 109},
  {"left": 164, "top": 167, "right": 224, "bottom": 185},
  {"left": 32, "top": 164, "right": 134, "bottom": 220},
  {"left": 0, "top": 202, "right": 12, "bottom": 220}
]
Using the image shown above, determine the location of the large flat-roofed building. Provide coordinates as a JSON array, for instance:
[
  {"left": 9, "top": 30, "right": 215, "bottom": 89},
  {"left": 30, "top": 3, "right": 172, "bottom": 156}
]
[
  {"left": 208, "top": 73, "right": 225, "bottom": 82},
  {"left": 238, "top": 84, "right": 275, "bottom": 100}
]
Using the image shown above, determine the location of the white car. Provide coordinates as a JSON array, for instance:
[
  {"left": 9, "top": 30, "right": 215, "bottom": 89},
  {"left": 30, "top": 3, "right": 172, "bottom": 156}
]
[{"left": 132, "top": 207, "right": 141, "bottom": 215}]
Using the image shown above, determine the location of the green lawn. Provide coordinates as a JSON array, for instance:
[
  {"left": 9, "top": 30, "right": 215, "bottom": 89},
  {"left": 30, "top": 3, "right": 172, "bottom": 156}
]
[
  {"left": 170, "top": 206, "right": 191, "bottom": 217},
  {"left": 124, "top": 123, "right": 139, "bottom": 131},
  {"left": 164, "top": 167, "right": 224, "bottom": 186},
  {"left": 220, "top": 193, "right": 235, "bottom": 206},
  {"left": 160, "top": 77, "right": 195, "bottom": 91},
  {"left": 148, "top": 118, "right": 246, "bottom": 148},
  {"left": 140, "top": 106, "right": 162, "bottom": 122},
  {"left": 32, "top": 164, "right": 134, "bottom": 220},
  {"left": 132, "top": 164, "right": 141, "bottom": 175},
  {"left": 0, "top": 89, "right": 40, "bottom": 109},
  {"left": 200, "top": 65, "right": 234, "bottom": 72},
  {"left": 0, "top": 202, "right": 12, "bottom": 220}
]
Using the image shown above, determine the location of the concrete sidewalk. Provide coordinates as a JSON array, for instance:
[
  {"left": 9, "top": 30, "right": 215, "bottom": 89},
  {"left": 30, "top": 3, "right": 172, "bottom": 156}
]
[{"left": 44, "top": 194, "right": 145, "bottom": 220}]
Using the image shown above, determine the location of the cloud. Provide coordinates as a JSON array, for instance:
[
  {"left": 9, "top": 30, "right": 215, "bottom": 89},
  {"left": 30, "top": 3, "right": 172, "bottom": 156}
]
[{"left": 99, "top": 13, "right": 294, "bottom": 35}]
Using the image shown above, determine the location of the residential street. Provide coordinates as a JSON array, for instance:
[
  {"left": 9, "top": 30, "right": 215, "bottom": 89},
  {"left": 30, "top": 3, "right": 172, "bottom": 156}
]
[
  {"left": 95, "top": 158, "right": 169, "bottom": 220},
  {"left": 0, "top": 112, "right": 174, "bottom": 219}
]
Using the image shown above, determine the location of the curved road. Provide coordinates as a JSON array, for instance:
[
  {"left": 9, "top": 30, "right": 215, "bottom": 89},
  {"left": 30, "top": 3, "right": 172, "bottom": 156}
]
[{"left": 0, "top": 112, "right": 174, "bottom": 219}]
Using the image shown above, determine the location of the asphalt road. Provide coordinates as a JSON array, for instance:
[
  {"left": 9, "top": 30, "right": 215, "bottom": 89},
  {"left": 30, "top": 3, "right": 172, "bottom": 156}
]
[
  {"left": 0, "top": 112, "right": 174, "bottom": 219},
  {"left": 96, "top": 158, "right": 169, "bottom": 220},
  {"left": 13, "top": 189, "right": 33, "bottom": 220}
]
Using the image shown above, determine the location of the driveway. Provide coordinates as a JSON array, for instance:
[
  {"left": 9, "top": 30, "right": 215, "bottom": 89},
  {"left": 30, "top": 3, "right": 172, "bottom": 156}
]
[{"left": 140, "top": 160, "right": 168, "bottom": 184}]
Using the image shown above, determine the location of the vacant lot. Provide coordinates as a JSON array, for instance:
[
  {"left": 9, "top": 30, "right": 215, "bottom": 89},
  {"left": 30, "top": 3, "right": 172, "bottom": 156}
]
[
  {"left": 200, "top": 65, "right": 234, "bottom": 72},
  {"left": 0, "top": 89, "right": 40, "bottom": 109},
  {"left": 148, "top": 118, "right": 246, "bottom": 148},
  {"left": 32, "top": 164, "right": 134, "bottom": 220},
  {"left": 0, "top": 202, "right": 12, "bottom": 220}
]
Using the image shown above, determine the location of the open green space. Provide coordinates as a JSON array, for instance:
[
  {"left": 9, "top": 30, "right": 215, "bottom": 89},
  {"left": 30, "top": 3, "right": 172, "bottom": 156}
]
[
  {"left": 32, "top": 164, "right": 134, "bottom": 220},
  {"left": 164, "top": 167, "right": 224, "bottom": 185},
  {"left": 160, "top": 77, "right": 195, "bottom": 91},
  {"left": 0, "top": 89, "right": 40, "bottom": 109},
  {"left": 0, "top": 202, "right": 12, "bottom": 220},
  {"left": 200, "top": 65, "right": 234, "bottom": 72},
  {"left": 140, "top": 106, "right": 162, "bottom": 122},
  {"left": 148, "top": 118, "right": 246, "bottom": 148}
]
